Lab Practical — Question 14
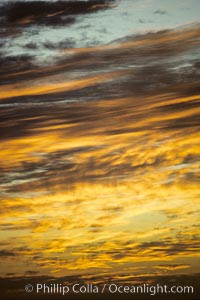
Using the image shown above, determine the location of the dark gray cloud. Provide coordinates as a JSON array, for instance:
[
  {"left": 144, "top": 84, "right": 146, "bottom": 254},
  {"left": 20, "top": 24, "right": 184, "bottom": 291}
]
[
  {"left": 24, "top": 42, "right": 38, "bottom": 50},
  {"left": 43, "top": 38, "right": 75, "bottom": 50},
  {"left": 0, "top": 250, "right": 16, "bottom": 257},
  {"left": 139, "top": 240, "right": 200, "bottom": 256},
  {"left": 0, "top": 0, "right": 116, "bottom": 28},
  {"left": 24, "top": 270, "right": 39, "bottom": 275},
  {"left": 154, "top": 9, "right": 167, "bottom": 15}
]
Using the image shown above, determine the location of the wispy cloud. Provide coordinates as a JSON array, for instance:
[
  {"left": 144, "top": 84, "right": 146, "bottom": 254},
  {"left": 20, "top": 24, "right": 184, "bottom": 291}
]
[
  {"left": 154, "top": 9, "right": 167, "bottom": 15},
  {"left": 0, "top": 10, "right": 199, "bottom": 300}
]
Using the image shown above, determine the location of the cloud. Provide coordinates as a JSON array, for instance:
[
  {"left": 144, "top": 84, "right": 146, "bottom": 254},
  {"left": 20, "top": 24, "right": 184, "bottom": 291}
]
[
  {"left": 0, "top": 23, "right": 199, "bottom": 283},
  {"left": 24, "top": 270, "right": 39, "bottom": 275},
  {"left": 0, "top": 250, "right": 16, "bottom": 257},
  {"left": 154, "top": 9, "right": 167, "bottom": 15},
  {"left": 138, "top": 18, "right": 153, "bottom": 24},
  {"left": 139, "top": 240, "right": 200, "bottom": 257},
  {"left": 155, "top": 264, "right": 191, "bottom": 271},
  {"left": 43, "top": 39, "right": 75, "bottom": 50},
  {"left": 0, "top": 0, "right": 116, "bottom": 28},
  {"left": 24, "top": 42, "right": 38, "bottom": 50},
  {"left": 1, "top": 25, "right": 200, "bottom": 96}
]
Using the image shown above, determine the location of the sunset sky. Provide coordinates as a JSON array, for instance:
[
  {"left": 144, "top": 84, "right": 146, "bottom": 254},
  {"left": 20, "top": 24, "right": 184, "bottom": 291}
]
[{"left": 0, "top": 0, "right": 200, "bottom": 299}]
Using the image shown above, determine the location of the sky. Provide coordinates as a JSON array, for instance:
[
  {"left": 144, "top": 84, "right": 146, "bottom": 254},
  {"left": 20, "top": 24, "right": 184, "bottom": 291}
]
[
  {"left": 1, "top": 0, "right": 200, "bottom": 62},
  {"left": 0, "top": 1, "right": 200, "bottom": 299}
]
